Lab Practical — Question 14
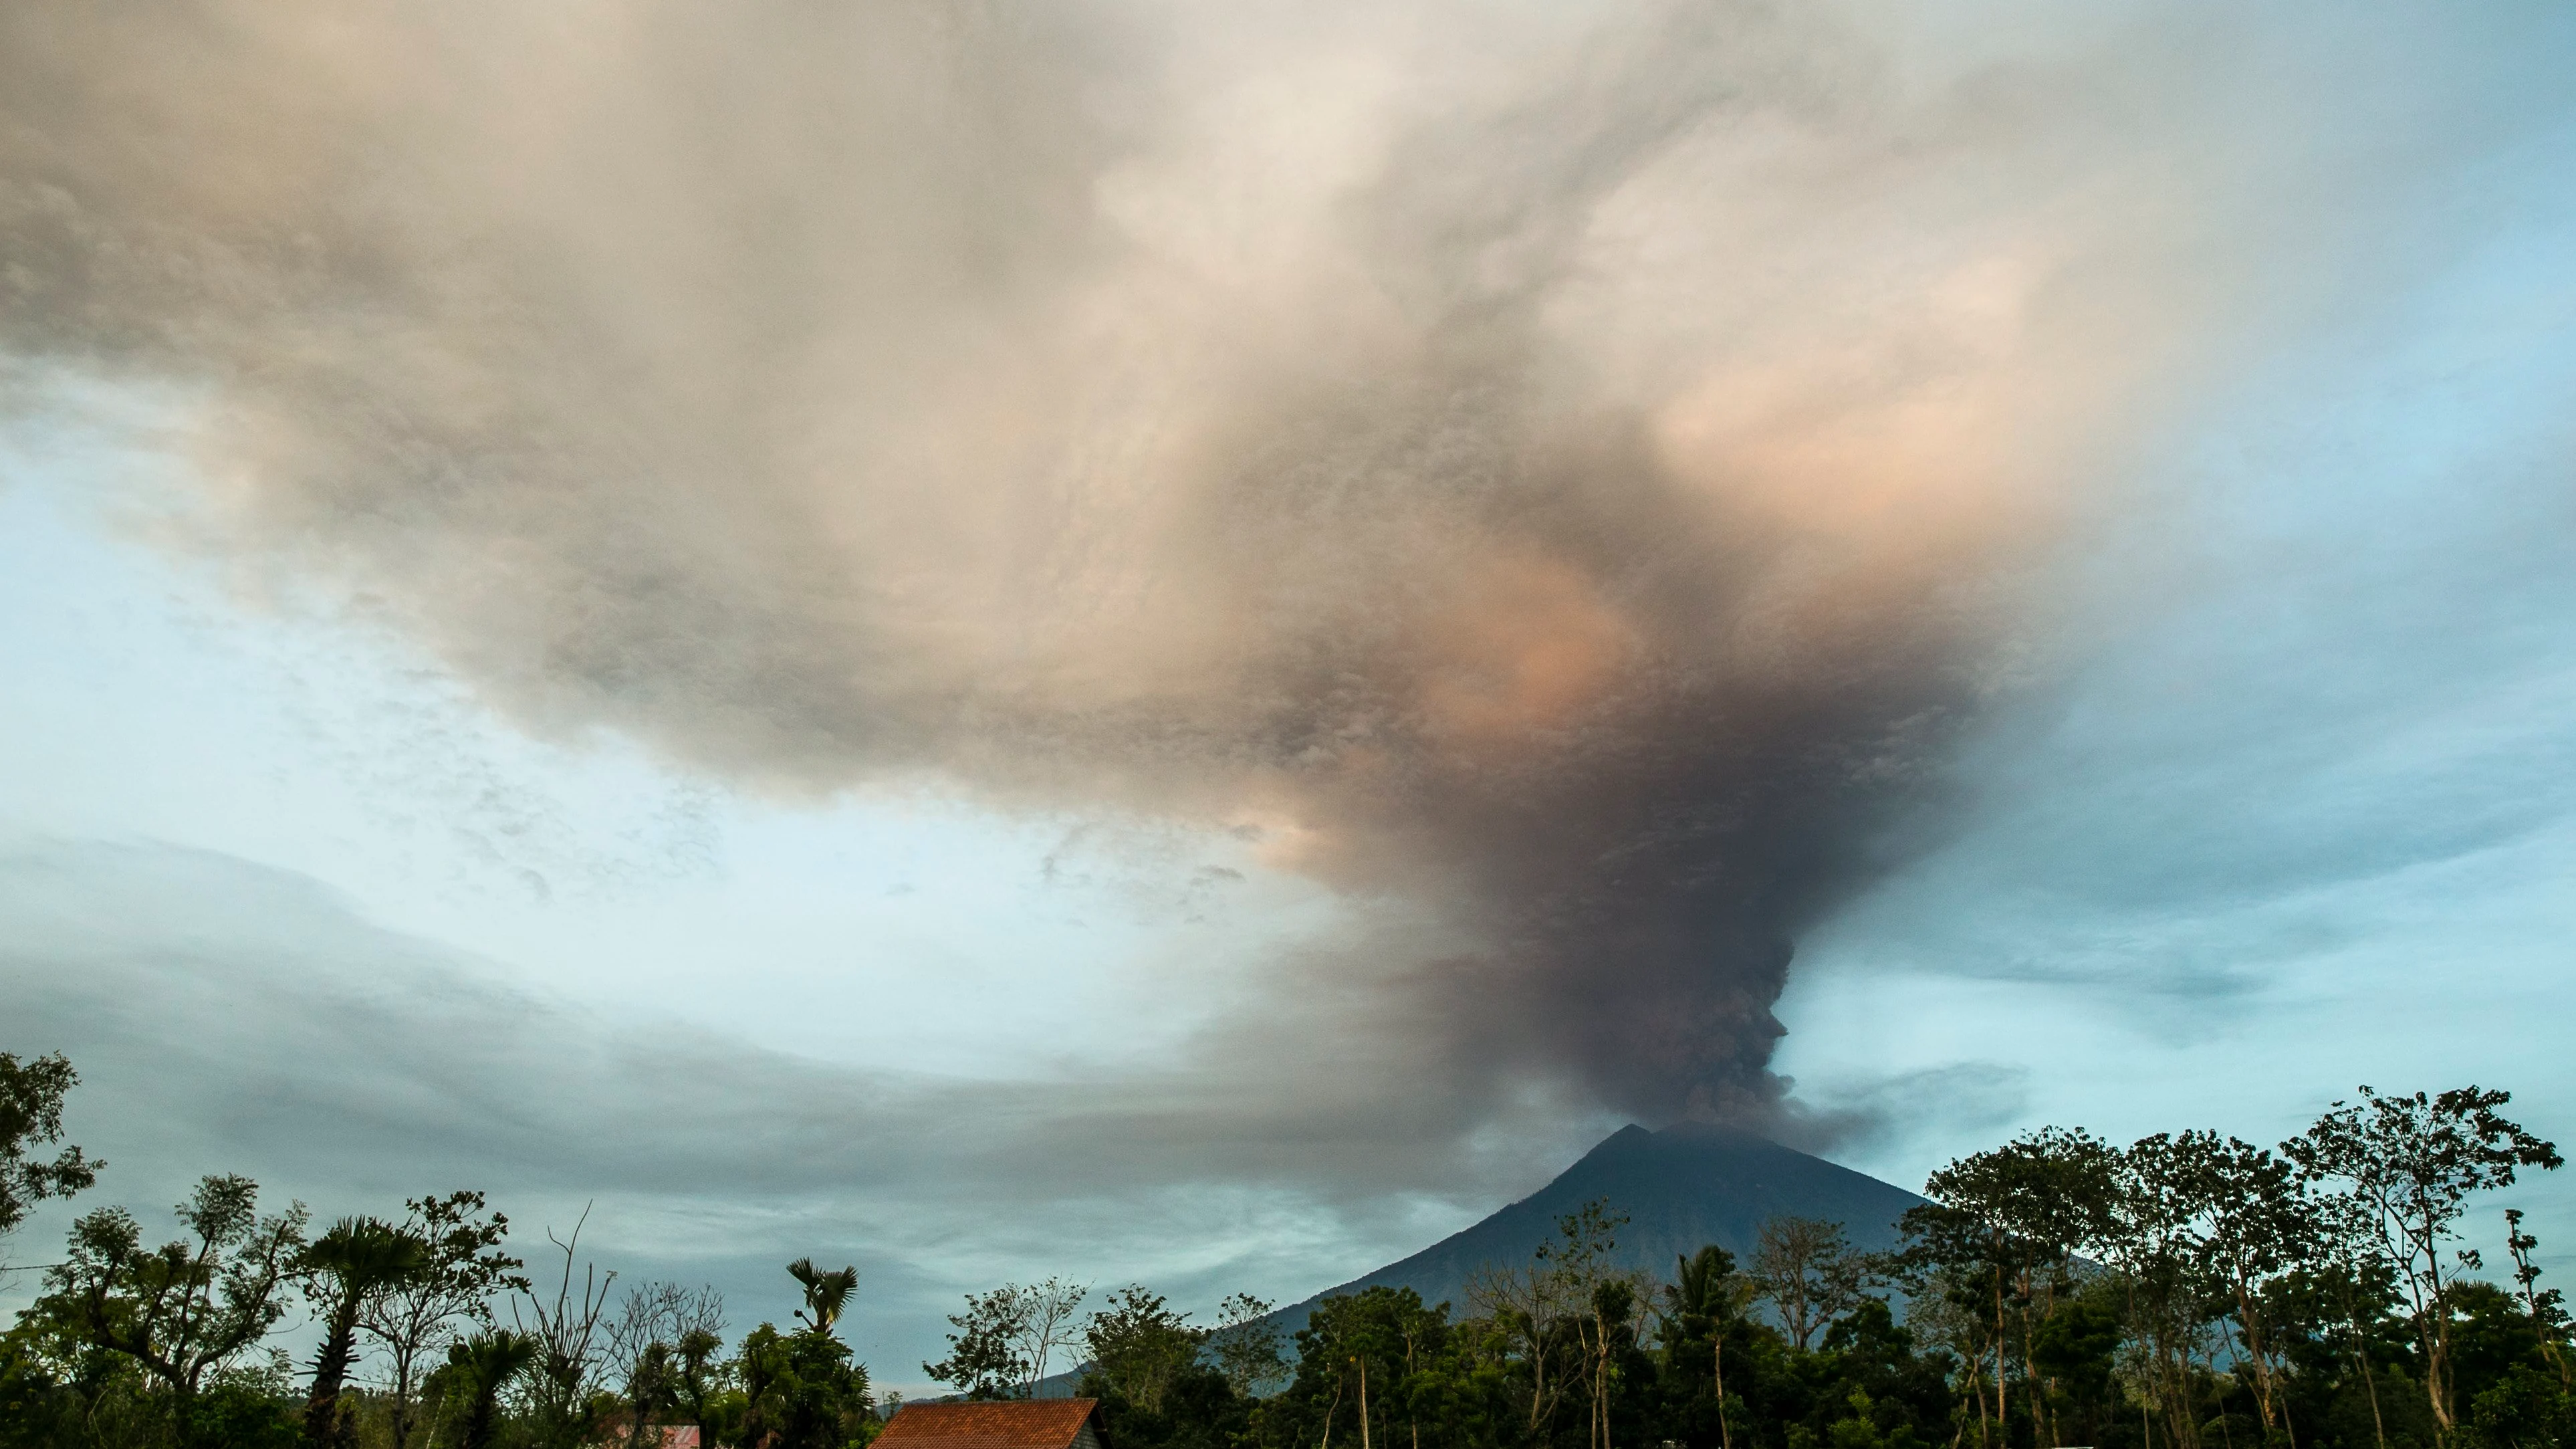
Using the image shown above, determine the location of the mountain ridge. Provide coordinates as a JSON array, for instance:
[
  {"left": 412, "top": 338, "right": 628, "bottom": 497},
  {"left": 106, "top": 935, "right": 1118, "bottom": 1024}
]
[{"left": 1269, "top": 1120, "right": 1927, "bottom": 1331}]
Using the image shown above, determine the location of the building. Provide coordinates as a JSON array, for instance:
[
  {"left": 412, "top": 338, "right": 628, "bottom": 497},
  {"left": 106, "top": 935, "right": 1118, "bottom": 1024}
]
[{"left": 872, "top": 1399, "right": 1110, "bottom": 1449}]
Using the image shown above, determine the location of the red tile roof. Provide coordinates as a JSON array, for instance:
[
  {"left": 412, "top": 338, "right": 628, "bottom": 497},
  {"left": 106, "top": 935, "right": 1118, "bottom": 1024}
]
[
  {"left": 876, "top": 1400, "right": 1105, "bottom": 1449},
  {"left": 587, "top": 1430, "right": 697, "bottom": 1449}
]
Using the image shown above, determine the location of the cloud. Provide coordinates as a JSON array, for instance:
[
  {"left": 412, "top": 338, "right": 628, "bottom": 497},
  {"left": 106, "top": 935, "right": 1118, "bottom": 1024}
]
[
  {"left": 0, "top": 840, "right": 1540, "bottom": 1206},
  {"left": 3, "top": 0, "right": 2564, "bottom": 1133},
  {"left": 0, "top": 837, "right": 1586, "bottom": 1375},
  {"left": 1770, "top": 1063, "right": 2032, "bottom": 1159}
]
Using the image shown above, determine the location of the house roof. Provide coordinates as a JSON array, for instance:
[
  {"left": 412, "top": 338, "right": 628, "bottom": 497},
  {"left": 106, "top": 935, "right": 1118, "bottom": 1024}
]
[
  {"left": 875, "top": 1400, "right": 1106, "bottom": 1449},
  {"left": 586, "top": 1430, "right": 698, "bottom": 1449}
]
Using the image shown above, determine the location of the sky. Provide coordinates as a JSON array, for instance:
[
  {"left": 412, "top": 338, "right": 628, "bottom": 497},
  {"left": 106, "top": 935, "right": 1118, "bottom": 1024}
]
[{"left": 3, "top": 0, "right": 2575, "bottom": 1393}]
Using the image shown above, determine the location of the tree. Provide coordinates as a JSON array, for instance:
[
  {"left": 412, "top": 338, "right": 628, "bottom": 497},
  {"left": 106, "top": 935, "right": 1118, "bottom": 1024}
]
[
  {"left": 1510, "top": 1199, "right": 1648, "bottom": 1449},
  {"left": 1466, "top": 1204, "right": 1601, "bottom": 1442},
  {"left": 2026, "top": 1285, "right": 2124, "bottom": 1447},
  {"left": 741, "top": 1258, "right": 872, "bottom": 1449},
  {"left": 1914, "top": 1129, "right": 2120, "bottom": 1449},
  {"left": 1574, "top": 1271, "right": 1655, "bottom": 1449},
  {"left": 607, "top": 1281, "right": 691, "bottom": 1449},
  {"left": 2109, "top": 1131, "right": 2226, "bottom": 1449},
  {"left": 299, "top": 1214, "right": 429, "bottom": 1449},
  {"left": 1209, "top": 1293, "right": 1286, "bottom": 1398},
  {"left": 927, "top": 1285, "right": 1032, "bottom": 1400},
  {"left": 788, "top": 1258, "right": 859, "bottom": 1336},
  {"left": 1663, "top": 1245, "right": 1752, "bottom": 1449},
  {"left": 358, "top": 1191, "right": 526, "bottom": 1449},
  {"left": 33, "top": 1173, "right": 308, "bottom": 1442},
  {"left": 1017, "top": 1276, "right": 1088, "bottom": 1396},
  {"left": 2503, "top": 1209, "right": 2570, "bottom": 1391},
  {"left": 2178, "top": 1133, "right": 2315, "bottom": 1441},
  {"left": 2284, "top": 1186, "right": 2409, "bottom": 1449},
  {"left": 0, "top": 1051, "right": 98, "bottom": 1240},
  {"left": 1087, "top": 1285, "right": 1205, "bottom": 1416},
  {"left": 444, "top": 1329, "right": 540, "bottom": 1449},
  {"left": 1283, "top": 1287, "right": 1455, "bottom": 1449},
  {"left": 513, "top": 1206, "right": 618, "bottom": 1449},
  {"left": 1748, "top": 1218, "right": 1877, "bottom": 1353},
  {"left": 925, "top": 1277, "right": 1088, "bottom": 1400},
  {"left": 2287, "top": 1087, "right": 2563, "bottom": 1435},
  {"left": 673, "top": 1304, "right": 730, "bottom": 1449}
]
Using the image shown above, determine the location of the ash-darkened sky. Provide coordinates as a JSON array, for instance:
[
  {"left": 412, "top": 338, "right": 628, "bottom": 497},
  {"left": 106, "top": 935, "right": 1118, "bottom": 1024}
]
[{"left": 3, "top": 0, "right": 2573, "bottom": 1390}]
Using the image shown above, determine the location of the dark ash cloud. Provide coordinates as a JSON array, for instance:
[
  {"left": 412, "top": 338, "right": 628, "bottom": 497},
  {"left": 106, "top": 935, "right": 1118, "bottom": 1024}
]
[{"left": 0, "top": 0, "right": 2506, "bottom": 1128}]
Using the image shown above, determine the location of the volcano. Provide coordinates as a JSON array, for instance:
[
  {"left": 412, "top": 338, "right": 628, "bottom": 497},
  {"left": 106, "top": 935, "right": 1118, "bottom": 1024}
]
[{"left": 1278, "top": 1121, "right": 1927, "bottom": 1327}]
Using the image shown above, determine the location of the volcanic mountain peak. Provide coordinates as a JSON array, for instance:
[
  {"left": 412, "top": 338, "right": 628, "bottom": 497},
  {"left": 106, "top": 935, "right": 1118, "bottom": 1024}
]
[{"left": 1276, "top": 1121, "right": 1925, "bottom": 1328}]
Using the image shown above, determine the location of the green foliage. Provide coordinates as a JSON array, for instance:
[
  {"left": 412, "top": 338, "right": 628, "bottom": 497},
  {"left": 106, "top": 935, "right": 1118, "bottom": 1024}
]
[
  {"left": 27, "top": 1172, "right": 308, "bottom": 1443},
  {"left": 675, "top": 1321, "right": 733, "bottom": 1444},
  {"left": 0, "top": 1074, "right": 2565, "bottom": 1449},
  {"left": 1086, "top": 1285, "right": 1207, "bottom": 1416},
  {"left": 0, "top": 1333, "right": 80, "bottom": 1449},
  {"left": 300, "top": 1214, "right": 432, "bottom": 1448},
  {"left": 926, "top": 1286, "right": 1035, "bottom": 1400},
  {"left": 1750, "top": 1219, "right": 1880, "bottom": 1352},
  {"left": 739, "top": 1256, "right": 872, "bottom": 1449},
  {"left": 2290, "top": 1086, "right": 2566, "bottom": 1434},
  {"left": 181, "top": 1371, "right": 302, "bottom": 1449},
  {"left": 790, "top": 1260, "right": 860, "bottom": 1336},
  {"left": 1260, "top": 1284, "right": 1530, "bottom": 1449},
  {"left": 361, "top": 1190, "right": 525, "bottom": 1449},
  {"left": 0, "top": 1051, "right": 98, "bottom": 1240},
  {"left": 1209, "top": 1293, "right": 1288, "bottom": 1399},
  {"left": 446, "top": 1328, "right": 542, "bottom": 1449},
  {"left": 2465, "top": 1364, "right": 2575, "bottom": 1449},
  {"left": 739, "top": 1320, "right": 872, "bottom": 1449}
]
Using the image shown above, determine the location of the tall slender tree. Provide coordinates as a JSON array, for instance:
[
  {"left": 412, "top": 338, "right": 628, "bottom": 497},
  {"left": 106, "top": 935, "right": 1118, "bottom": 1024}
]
[
  {"left": 1911, "top": 1129, "right": 2118, "bottom": 1449},
  {"left": 607, "top": 1282, "right": 690, "bottom": 1449},
  {"left": 1662, "top": 1246, "right": 1750, "bottom": 1449},
  {"left": 2180, "top": 1134, "right": 2313, "bottom": 1443},
  {"left": 2504, "top": 1209, "right": 2571, "bottom": 1390},
  {"left": 2112, "top": 1132, "right": 2224, "bottom": 1449},
  {"left": 1085, "top": 1285, "right": 1204, "bottom": 1415},
  {"left": 300, "top": 1216, "right": 429, "bottom": 1449}
]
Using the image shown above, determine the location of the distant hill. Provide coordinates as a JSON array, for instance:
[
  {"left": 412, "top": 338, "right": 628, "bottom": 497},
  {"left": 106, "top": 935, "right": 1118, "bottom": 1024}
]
[{"left": 1270, "top": 1121, "right": 1927, "bottom": 1332}]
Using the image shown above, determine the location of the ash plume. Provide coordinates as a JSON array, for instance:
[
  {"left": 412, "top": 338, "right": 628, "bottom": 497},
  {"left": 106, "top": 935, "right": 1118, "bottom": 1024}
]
[{"left": 0, "top": 0, "right": 2266, "bottom": 1123}]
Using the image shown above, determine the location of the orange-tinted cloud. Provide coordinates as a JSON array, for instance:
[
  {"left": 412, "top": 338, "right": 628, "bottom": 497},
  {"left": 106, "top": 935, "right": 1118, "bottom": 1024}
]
[{"left": 0, "top": 0, "right": 2412, "bottom": 1123}]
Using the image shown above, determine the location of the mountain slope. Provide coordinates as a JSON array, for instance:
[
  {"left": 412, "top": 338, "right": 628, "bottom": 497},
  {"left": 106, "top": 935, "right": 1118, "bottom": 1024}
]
[{"left": 1276, "top": 1121, "right": 1926, "bottom": 1329}]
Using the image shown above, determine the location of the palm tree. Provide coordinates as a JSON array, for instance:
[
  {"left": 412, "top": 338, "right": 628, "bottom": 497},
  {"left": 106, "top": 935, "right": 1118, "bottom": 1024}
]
[
  {"left": 448, "top": 1329, "right": 542, "bottom": 1449},
  {"left": 1663, "top": 1246, "right": 1746, "bottom": 1449},
  {"left": 787, "top": 1258, "right": 858, "bottom": 1335},
  {"left": 303, "top": 1216, "right": 429, "bottom": 1448}
]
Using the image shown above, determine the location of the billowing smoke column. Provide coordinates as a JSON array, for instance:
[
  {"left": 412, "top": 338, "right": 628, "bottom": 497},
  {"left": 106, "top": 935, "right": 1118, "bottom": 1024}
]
[{"left": 0, "top": 0, "right": 2145, "bottom": 1123}]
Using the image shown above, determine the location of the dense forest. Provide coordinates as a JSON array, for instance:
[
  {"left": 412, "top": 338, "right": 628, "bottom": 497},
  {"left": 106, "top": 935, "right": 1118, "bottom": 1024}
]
[{"left": 3, "top": 1050, "right": 2569, "bottom": 1449}]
